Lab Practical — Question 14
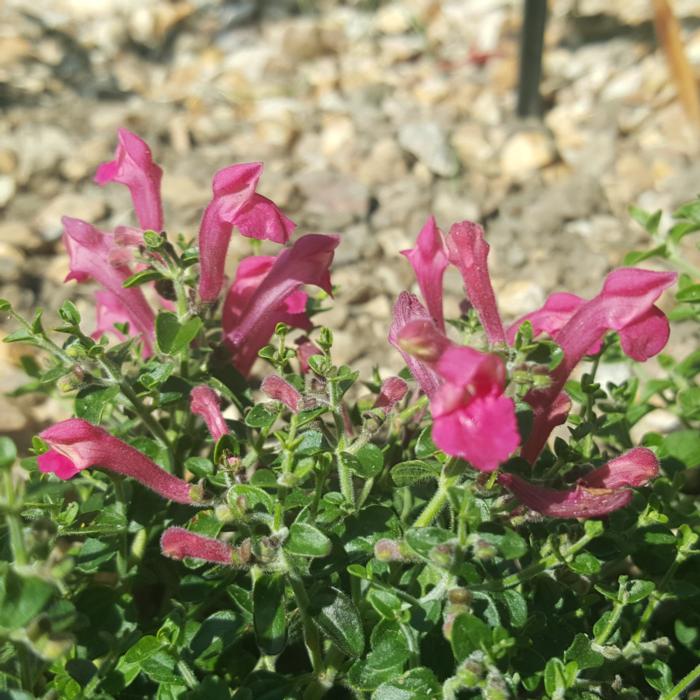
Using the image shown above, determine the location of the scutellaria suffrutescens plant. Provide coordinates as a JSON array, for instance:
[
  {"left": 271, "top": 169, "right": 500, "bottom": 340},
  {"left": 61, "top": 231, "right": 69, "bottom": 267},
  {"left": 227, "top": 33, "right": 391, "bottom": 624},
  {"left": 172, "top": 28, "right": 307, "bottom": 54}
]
[{"left": 0, "top": 130, "right": 699, "bottom": 699}]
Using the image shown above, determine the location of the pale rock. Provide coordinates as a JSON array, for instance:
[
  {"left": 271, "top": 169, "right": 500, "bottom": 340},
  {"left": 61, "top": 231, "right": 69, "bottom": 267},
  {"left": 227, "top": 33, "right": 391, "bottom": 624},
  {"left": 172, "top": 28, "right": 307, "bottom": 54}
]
[
  {"left": 432, "top": 182, "right": 481, "bottom": 226},
  {"left": 377, "top": 227, "right": 415, "bottom": 258},
  {"left": 295, "top": 170, "right": 369, "bottom": 229},
  {"left": 303, "top": 57, "right": 339, "bottom": 93},
  {"left": 162, "top": 173, "right": 210, "bottom": 210},
  {"left": 45, "top": 253, "right": 71, "bottom": 285},
  {"left": 500, "top": 130, "right": 556, "bottom": 180},
  {"left": 278, "top": 18, "right": 323, "bottom": 62},
  {"left": 600, "top": 64, "right": 643, "bottom": 102},
  {"left": 398, "top": 122, "right": 459, "bottom": 177},
  {"left": 0, "top": 176, "right": 16, "bottom": 208},
  {"left": 0, "top": 243, "right": 24, "bottom": 283},
  {"left": 372, "top": 178, "right": 431, "bottom": 230},
  {"left": 356, "top": 138, "right": 407, "bottom": 187},
  {"left": 451, "top": 123, "right": 495, "bottom": 168},
  {"left": 376, "top": 263, "right": 412, "bottom": 295},
  {"left": 321, "top": 116, "right": 355, "bottom": 158},
  {"left": 380, "top": 35, "right": 426, "bottom": 65},
  {"left": 0, "top": 222, "right": 41, "bottom": 250},
  {"left": 0, "top": 396, "right": 29, "bottom": 434},
  {"left": 0, "top": 149, "right": 18, "bottom": 175},
  {"left": 630, "top": 409, "right": 682, "bottom": 444},
  {"left": 357, "top": 295, "right": 392, "bottom": 320},
  {"left": 497, "top": 280, "right": 545, "bottom": 319},
  {"left": 314, "top": 301, "right": 349, "bottom": 331},
  {"left": 376, "top": 3, "right": 414, "bottom": 34},
  {"left": 597, "top": 362, "right": 632, "bottom": 390},
  {"left": 333, "top": 223, "right": 379, "bottom": 266},
  {"left": 330, "top": 328, "right": 360, "bottom": 366},
  {"left": 34, "top": 193, "right": 108, "bottom": 242}
]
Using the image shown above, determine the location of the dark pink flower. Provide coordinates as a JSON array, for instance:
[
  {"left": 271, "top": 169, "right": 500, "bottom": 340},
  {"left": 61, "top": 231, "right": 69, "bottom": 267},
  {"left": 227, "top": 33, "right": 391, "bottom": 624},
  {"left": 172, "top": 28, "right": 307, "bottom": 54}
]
[
  {"left": 62, "top": 216, "right": 155, "bottom": 353},
  {"left": 373, "top": 377, "right": 408, "bottom": 413},
  {"left": 397, "top": 317, "right": 519, "bottom": 472},
  {"left": 222, "top": 234, "right": 339, "bottom": 376},
  {"left": 261, "top": 375, "right": 303, "bottom": 412},
  {"left": 521, "top": 268, "right": 676, "bottom": 462},
  {"left": 38, "top": 419, "right": 202, "bottom": 504},
  {"left": 190, "top": 386, "right": 228, "bottom": 440},
  {"left": 198, "top": 163, "right": 296, "bottom": 302},
  {"left": 388, "top": 293, "right": 442, "bottom": 398},
  {"left": 95, "top": 128, "right": 164, "bottom": 232},
  {"left": 161, "top": 527, "right": 235, "bottom": 564},
  {"left": 296, "top": 338, "right": 322, "bottom": 374},
  {"left": 446, "top": 221, "right": 506, "bottom": 346},
  {"left": 499, "top": 447, "right": 659, "bottom": 518},
  {"left": 401, "top": 216, "right": 449, "bottom": 330}
]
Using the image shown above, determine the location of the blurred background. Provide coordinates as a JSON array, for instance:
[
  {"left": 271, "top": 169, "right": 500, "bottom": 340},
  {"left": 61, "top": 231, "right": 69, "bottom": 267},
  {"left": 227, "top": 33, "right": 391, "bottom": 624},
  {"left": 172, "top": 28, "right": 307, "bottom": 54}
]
[{"left": 1, "top": 0, "right": 700, "bottom": 443}]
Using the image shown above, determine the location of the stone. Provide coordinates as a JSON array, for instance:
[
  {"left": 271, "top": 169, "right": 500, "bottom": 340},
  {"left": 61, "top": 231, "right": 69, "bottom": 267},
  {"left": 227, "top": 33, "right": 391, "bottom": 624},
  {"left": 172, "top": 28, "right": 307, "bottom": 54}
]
[
  {"left": 34, "top": 193, "right": 108, "bottom": 242},
  {"left": 0, "top": 221, "right": 41, "bottom": 250},
  {"left": 398, "top": 122, "right": 460, "bottom": 177},
  {"left": 376, "top": 4, "right": 414, "bottom": 34},
  {"left": 295, "top": 170, "right": 369, "bottom": 229},
  {"left": 432, "top": 182, "right": 481, "bottom": 226},
  {"left": 356, "top": 138, "right": 407, "bottom": 187},
  {"left": 0, "top": 176, "right": 16, "bottom": 208},
  {"left": 0, "top": 243, "right": 25, "bottom": 283},
  {"left": 497, "top": 280, "right": 545, "bottom": 320},
  {"left": 0, "top": 396, "right": 29, "bottom": 434},
  {"left": 630, "top": 409, "right": 682, "bottom": 444},
  {"left": 500, "top": 130, "right": 556, "bottom": 180},
  {"left": 451, "top": 123, "right": 495, "bottom": 169}
]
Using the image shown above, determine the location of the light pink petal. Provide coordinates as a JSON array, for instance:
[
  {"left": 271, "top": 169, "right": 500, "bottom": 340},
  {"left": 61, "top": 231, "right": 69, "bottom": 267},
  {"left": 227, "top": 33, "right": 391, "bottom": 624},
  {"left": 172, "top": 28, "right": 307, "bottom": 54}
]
[
  {"left": 95, "top": 128, "right": 163, "bottom": 232},
  {"left": 446, "top": 221, "right": 506, "bottom": 345},
  {"left": 388, "top": 293, "right": 442, "bottom": 398},
  {"left": 401, "top": 216, "right": 449, "bottom": 330},
  {"left": 618, "top": 306, "right": 670, "bottom": 362},
  {"left": 261, "top": 375, "right": 303, "bottom": 412},
  {"left": 373, "top": 377, "right": 408, "bottom": 413},
  {"left": 223, "top": 234, "right": 338, "bottom": 376},
  {"left": 37, "top": 449, "right": 80, "bottom": 480},
  {"left": 581, "top": 447, "right": 659, "bottom": 489},
  {"left": 198, "top": 163, "right": 296, "bottom": 302},
  {"left": 40, "top": 419, "right": 200, "bottom": 504},
  {"left": 161, "top": 527, "right": 233, "bottom": 564},
  {"left": 432, "top": 393, "right": 519, "bottom": 472},
  {"left": 190, "top": 386, "right": 228, "bottom": 441},
  {"left": 499, "top": 473, "right": 634, "bottom": 518},
  {"left": 62, "top": 217, "right": 155, "bottom": 353}
]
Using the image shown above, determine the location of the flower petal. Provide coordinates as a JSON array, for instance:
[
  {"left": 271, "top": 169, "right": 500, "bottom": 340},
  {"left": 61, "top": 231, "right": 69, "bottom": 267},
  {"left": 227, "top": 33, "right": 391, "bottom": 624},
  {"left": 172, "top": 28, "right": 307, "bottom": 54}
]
[
  {"left": 37, "top": 449, "right": 80, "bottom": 480},
  {"left": 190, "top": 386, "right": 228, "bottom": 441},
  {"left": 161, "top": 527, "right": 235, "bottom": 564},
  {"left": 581, "top": 447, "right": 659, "bottom": 489}
]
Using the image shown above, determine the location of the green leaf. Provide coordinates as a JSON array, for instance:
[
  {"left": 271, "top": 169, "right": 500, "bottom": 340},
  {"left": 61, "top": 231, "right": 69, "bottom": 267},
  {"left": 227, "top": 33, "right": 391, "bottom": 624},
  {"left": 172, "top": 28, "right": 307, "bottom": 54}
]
[
  {"left": 353, "top": 443, "right": 384, "bottom": 478},
  {"left": 629, "top": 205, "right": 661, "bottom": 236},
  {"left": 0, "top": 437, "right": 17, "bottom": 469},
  {"left": 643, "top": 659, "right": 673, "bottom": 693},
  {"left": 450, "top": 613, "right": 490, "bottom": 662},
  {"left": 122, "top": 635, "right": 162, "bottom": 665},
  {"left": 367, "top": 588, "right": 402, "bottom": 620},
  {"left": 373, "top": 667, "right": 441, "bottom": 699},
  {"left": 244, "top": 404, "right": 278, "bottom": 429},
  {"left": 58, "top": 300, "right": 81, "bottom": 326},
  {"left": 544, "top": 657, "right": 572, "bottom": 696},
  {"left": 253, "top": 574, "right": 287, "bottom": 656},
  {"left": 311, "top": 587, "right": 365, "bottom": 657},
  {"left": 676, "top": 284, "right": 700, "bottom": 303},
  {"left": 404, "top": 528, "right": 452, "bottom": 559},
  {"left": 0, "top": 566, "right": 54, "bottom": 628},
  {"left": 391, "top": 460, "right": 440, "bottom": 487},
  {"left": 663, "top": 430, "right": 700, "bottom": 468},
  {"left": 285, "top": 522, "right": 332, "bottom": 558},
  {"left": 625, "top": 579, "right": 655, "bottom": 604},
  {"left": 499, "top": 589, "right": 528, "bottom": 629},
  {"left": 415, "top": 427, "right": 438, "bottom": 458},
  {"left": 75, "top": 538, "right": 117, "bottom": 573},
  {"left": 75, "top": 385, "right": 120, "bottom": 423},
  {"left": 155, "top": 312, "right": 202, "bottom": 354},
  {"left": 569, "top": 551, "right": 601, "bottom": 575},
  {"left": 367, "top": 620, "right": 409, "bottom": 671},
  {"left": 564, "top": 634, "right": 604, "bottom": 671},
  {"left": 122, "top": 268, "right": 164, "bottom": 288},
  {"left": 228, "top": 484, "right": 274, "bottom": 514}
]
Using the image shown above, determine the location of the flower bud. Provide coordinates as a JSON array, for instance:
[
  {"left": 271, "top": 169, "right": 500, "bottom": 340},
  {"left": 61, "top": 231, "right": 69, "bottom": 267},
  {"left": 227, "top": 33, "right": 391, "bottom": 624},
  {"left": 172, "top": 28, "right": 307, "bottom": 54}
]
[{"left": 261, "top": 374, "right": 303, "bottom": 413}]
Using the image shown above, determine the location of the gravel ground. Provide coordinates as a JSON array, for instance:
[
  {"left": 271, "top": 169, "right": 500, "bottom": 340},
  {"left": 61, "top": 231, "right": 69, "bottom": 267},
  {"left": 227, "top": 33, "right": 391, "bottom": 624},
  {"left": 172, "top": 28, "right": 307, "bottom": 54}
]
[{"left": 2, "top": 0, "right": 700, "bottom": 443}]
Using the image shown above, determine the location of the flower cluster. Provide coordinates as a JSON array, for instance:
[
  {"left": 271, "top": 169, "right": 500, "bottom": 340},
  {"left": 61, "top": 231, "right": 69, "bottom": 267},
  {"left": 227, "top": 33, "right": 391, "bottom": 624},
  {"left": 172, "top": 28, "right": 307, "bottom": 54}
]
[{"left": 391, "top": 216, "right": 674, "bottom": 515}]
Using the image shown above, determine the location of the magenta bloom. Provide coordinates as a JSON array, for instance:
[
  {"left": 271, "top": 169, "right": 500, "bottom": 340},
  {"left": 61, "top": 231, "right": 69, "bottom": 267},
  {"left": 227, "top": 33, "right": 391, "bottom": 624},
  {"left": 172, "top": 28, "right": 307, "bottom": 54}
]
[
  {"left": 397, "top": 317, "right": 519, "bottom": 472},
  {"left": 198, "top": 163, "right": 296, "bottom": 302},
  {"left": 222, "top": 234, "right": 339, "bottom": 376},
  {"left": 521, "top": 268, "right": 676, "bottom": 462},
  {"left": 190, "top": 386, "right": 228, "bottom": 441},
  {"left": 499, "top": 447, "right": 659, "bottom": 518},
  {"left": 388, "top": 293, "right": 442, "bottom": 398},
  {"left": 401, "top": 217, "right": 449, "bottom": 330},
  {"left": 373, "top": 377, "right": 408, "bottom": 413},
  {"left": 446, "top": 221, "right": 506, "bottom": 346},
  {"left": 63, "top": 216, "right": 155, "bottom": 353},
  {"left": 161, "top": 527, "right": 235, "bottom": 565},
  {"left": 95, "top": 128, "right": 164, "bottom": 232},
  {"left": 38, "top": 418, "right": 202, "bottom": 504},
  {"left": 296, "top": 338, "right": 322, "bottom": 374},
  {"left": 261, "top": 375, "right": 303, "bottom": 413}
]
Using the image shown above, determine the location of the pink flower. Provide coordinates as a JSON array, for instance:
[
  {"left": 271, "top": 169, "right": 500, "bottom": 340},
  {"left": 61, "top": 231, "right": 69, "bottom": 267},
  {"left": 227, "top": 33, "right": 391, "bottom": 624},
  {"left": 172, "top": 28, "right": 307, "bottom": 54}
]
[
  {"left": 161, "top": 527, "right": 236, "bottom": 565},
  {"left": 261, "top": 375, "right": 303, "bottom": 412},
  {"left": 222, "top": 234, "right": 339, "bottom": 376},
  {"left": 388, "top": 293, "right": 442, "bottom": 398},
  {"left": 62, "top": 216, "right": 155, "bottom": 353},
  {"left": 446, "top": 221, "right": 506, "bottom": 346},
  {"left": 521, "top": 268, "right": 676, "bottom": 462},
  {"left": 190, "top": 386, "right": 228, "bottom": 441},
  {"left": 198, "top": 163, "right": 296, "bottom": 302},
  {"left": 38, "top": 418, "right": 202, "bottom": 504},
  {"left": 373, "top": 377, "right": 408, "bottom": 413},
  {"left": 499, "top": 447, "right": 659, "bottom": 518},
  {"left": 295, "top": 338, "right": 322, "bottom": 374},
  {"left": 401, "top": 216, "right": 449, "bottom": 330},
  {"left": 397, "top": 317, "right": 519, "bottom": 472},
  {"left": 95, "top": 128, "right": 164, "bottom": 232}
]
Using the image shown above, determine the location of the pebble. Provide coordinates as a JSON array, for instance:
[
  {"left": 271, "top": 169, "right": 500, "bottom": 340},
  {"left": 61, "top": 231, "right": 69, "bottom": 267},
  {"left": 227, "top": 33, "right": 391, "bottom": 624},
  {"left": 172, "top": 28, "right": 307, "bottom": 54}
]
[
  {"left": 497, "top": 280, "right": 546, "bottom": 320},
  {"left": 0, "top": 243, "right": 25, "bottom": 283},
  {"left": 34, "top": 193, "right": 108, "bottom": 242},
  {"left": 0, "top": 222, "right": 41, "bottom": 250},
  {"left": 500, "top": 130, "right": 556, "bottom": 181},
  {"left": 295, "top": 170, "right": 369, "bottom": 229},
  {"left": 0, "top": 176, "right": 16, "bottom": 208},
  {"left": 398, "top": 122, "right": 460, "bottom": 178}
]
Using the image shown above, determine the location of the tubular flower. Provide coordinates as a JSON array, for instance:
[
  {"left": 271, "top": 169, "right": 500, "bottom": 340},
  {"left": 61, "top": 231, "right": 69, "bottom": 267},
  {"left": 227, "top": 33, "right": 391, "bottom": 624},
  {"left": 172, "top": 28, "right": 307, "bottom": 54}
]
[
  {"left": 521, "top": 268, "right": 676, "bottom": 462},
  {"left": 499, "top": 447, "right": 659, "bottom": 518},
  {"left": 446, "top": 221, "right": 506, "bottom": 346},
  {"left": 397, "top": 318, "right": 519, "bottom": 472},
  {"left": 95, "top": 128, "right": 164, "bottom": 232},
  {"left": 401, "top": 216, "right": 449, "bottom": 330},
  {"left": 295, "top": 337, "right": 322, "bottom": 374},
  {"left": 190, "top": 386, "right": 228, "bottom": 441},
  {"left": 222, "top": 234, "right": 339, "bottom": 377},
  {"left": 161, "top": 527, "right": 250, "bottom": 566},
  {"left": 38, "top": 419, "right": 203, "bottom": 505},
  {"left": 198, "top": 163, "right": 296, "bottom": 302},
  {"left": 373, "top": 377, "right": 408, "bottom": 413},
  {"left": 62, "top": 216, "right": 155, "bottom": 353},
  {"left": 261, "top": 375, "right": 303, "bottom": 413}
]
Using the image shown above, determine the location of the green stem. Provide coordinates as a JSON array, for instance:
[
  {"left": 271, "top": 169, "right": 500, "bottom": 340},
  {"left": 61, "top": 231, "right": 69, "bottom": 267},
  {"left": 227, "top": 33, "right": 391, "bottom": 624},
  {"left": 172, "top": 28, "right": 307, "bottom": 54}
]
[
  {"left": 594, "top": 601, "right": 624, "bottom": 646},
  {"left": 413, "top": 458, "right": 459, "bottom": 528},
  {"left": 2, "top": 469, "right": 27, "bottom": 566},
  {"left": 660, "top": 662, "right": 700, "bottom": 700}
]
